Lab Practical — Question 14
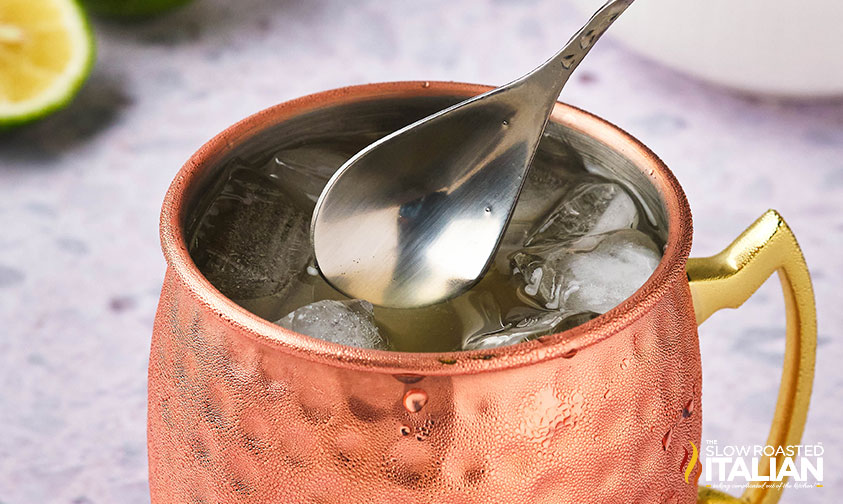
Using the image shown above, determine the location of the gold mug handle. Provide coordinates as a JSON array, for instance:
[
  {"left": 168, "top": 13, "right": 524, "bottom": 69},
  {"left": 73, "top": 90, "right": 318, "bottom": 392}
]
[{"left": 687, "top": 210, "right": 817, "bottom": 504}]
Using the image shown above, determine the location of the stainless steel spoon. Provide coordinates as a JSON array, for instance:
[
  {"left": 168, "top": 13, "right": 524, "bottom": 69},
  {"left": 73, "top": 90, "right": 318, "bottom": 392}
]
[{"left": 312, "top": 0, "right": 634, "bottom": 309}]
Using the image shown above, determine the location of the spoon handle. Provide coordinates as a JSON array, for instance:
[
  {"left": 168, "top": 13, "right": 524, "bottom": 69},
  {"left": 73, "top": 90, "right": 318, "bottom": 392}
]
[{"left": 528, "top": 0, "right": 635, "bottom": 102}]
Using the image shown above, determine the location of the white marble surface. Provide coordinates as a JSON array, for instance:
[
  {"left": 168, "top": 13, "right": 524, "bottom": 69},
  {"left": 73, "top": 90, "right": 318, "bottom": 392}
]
[{"left": 0, "top": 0, "right": 840, "bottom": 502}]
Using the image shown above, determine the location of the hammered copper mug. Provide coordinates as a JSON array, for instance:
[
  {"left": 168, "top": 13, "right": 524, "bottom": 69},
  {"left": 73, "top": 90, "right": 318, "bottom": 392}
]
[{"left": 149, "top": 82, "right": 817, "bottom": 504}]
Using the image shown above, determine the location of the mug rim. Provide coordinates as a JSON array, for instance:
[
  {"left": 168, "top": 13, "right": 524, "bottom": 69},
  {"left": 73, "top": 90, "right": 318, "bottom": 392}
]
[{"left": 159, "top": 81, "right": 693, "bottom": 375}]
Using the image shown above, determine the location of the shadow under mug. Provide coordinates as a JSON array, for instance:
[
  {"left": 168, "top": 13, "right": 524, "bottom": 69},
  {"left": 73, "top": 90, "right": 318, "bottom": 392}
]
[{"left": 150, "top": 82, "right": 816, "bottom": 504}]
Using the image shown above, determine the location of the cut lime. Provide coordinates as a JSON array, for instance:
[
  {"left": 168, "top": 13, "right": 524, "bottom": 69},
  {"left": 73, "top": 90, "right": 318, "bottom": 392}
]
[
  {"left": 82, "top": 0, "right": 193, "bottom": 18},
  {"left": 0, "top": 0, "right": 95, "bottom": 127}
]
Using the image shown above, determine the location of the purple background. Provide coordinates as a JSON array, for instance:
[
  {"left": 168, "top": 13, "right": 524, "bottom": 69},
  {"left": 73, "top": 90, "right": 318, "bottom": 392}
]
[{"left": 0, "top": 0, "right": 840, "bottom": 502}]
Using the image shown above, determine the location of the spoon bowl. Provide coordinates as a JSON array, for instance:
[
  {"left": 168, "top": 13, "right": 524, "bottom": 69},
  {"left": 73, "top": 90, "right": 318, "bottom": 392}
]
[{"left": 312, "top": 0, "right": 634, "bottom": 309}]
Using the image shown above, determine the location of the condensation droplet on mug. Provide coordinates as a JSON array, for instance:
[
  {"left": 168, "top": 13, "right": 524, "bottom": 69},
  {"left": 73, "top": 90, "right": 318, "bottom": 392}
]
[
  {"left": 603, "top": 388, "right": 612, "bottom": 399},
  {"left": 580, "top": 30, "right": 595, "bottom": 50},
  {"left": 400, "top": 425, "right": 412, "bottom": 436},
  {"left": 394, "top": 374, "right": 424, "bottom": 384},
  {"left": 662, "top": 428, "right": 673, "bottom": 451},
  {"left": 484, "top": 206, "right": 492, "bottom": 214},
  {"left": 403, "top": 389, "right": 428, "bottom": 413},
  {"left": 562, "top": 349, "right": 578, "bottom": 359},
  {"left": 620, "top": 357, "right": 630, "bottom": 370},
  {"left": 422, "top": 81, "right": 430, "bottom": 88},
  {"left": 682, "top": 398, "right": 695, "bottom": 418}
]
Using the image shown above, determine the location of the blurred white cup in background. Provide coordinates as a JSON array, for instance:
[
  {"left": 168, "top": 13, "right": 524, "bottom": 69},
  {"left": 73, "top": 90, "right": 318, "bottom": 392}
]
[{"left": 570, "top": 0, "right": 843, "bottom": 97}]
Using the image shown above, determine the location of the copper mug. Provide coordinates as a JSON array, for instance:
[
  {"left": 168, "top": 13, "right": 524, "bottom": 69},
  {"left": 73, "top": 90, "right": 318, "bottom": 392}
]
[{"left": 150, "top": 82, "right": 817, "bottom": 504}]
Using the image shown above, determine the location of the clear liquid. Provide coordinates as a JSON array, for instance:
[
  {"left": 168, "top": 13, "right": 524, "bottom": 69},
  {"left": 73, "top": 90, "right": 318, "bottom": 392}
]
[{"left": 189, "top": 135, "right": 664, "bottom": 352}]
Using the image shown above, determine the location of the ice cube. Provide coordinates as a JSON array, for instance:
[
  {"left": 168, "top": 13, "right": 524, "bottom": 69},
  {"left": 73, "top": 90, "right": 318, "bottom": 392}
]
[
  {"left": 463, "top": 310, "right": 599, "bottom": 350},
  {"left": 512, "top": 229, "right": 661, "bottom": 314},
  {"left": 275, "top": 299, "right": 387, "bottom": 350},
  {"left": 189, "top": 165, "right": 311, "bottom": 300},
  {"left": 526, "top": 181, "right": 639, "bottom": 247}
]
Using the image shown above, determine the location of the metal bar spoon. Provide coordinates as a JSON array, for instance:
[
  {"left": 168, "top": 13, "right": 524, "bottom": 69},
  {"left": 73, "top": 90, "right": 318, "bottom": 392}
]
[{"left": 312, "top": 0, "right": 635, "bottom": 309}]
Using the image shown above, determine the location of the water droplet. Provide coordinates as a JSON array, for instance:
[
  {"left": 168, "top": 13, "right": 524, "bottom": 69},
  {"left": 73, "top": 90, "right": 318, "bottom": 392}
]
[
  {"left": 561, "top": 349, "right": 578, "bottom": 359},
  {"left": 484, "top": 206, "right": 492, "bottom": 214},
  {"left": 421, "top": 81, "right": 430, "bottom": 88},
  {"left": 400, "top": 425, "right": 412, "bottom": 436},
  {"left": 682, "top": 398, "right": 695, "bottom": 418},
  {"left": 415, "top": 433, "right": 427, "bottom": 442},
  {"left": 662, "top": 428, "right": 673, "bottom": 451},
  {"left": 501, "top": 119, "right": 509, "bottom": 126},
  {"left": 403, "top": 389, "right": 428, "bottom": 413},
  {"left": 579, "top": 30, "right": 596, "bottom": 50},
  {"left": 620, "top": 357, "right": 630, "bottom": 370},
  {"left": 394, "top": 374, "right": 424, "bottom": 384},
  {"left": 560, "top": 54, "right": 576, "bottom": 69},
  {"left": 603, "top": 388, "right": 612, "bottom": 399}
]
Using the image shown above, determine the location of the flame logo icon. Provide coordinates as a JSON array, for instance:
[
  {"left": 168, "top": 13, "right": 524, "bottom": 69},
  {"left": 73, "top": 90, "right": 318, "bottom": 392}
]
[{"left": 684, "top": 441, "right": 699, "bottom": 484}]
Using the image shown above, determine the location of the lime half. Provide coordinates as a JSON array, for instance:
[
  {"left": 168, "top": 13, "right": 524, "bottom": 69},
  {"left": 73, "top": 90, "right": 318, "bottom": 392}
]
[{"left": 0, "top": 0, "right": 95, "bottom": 127}]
